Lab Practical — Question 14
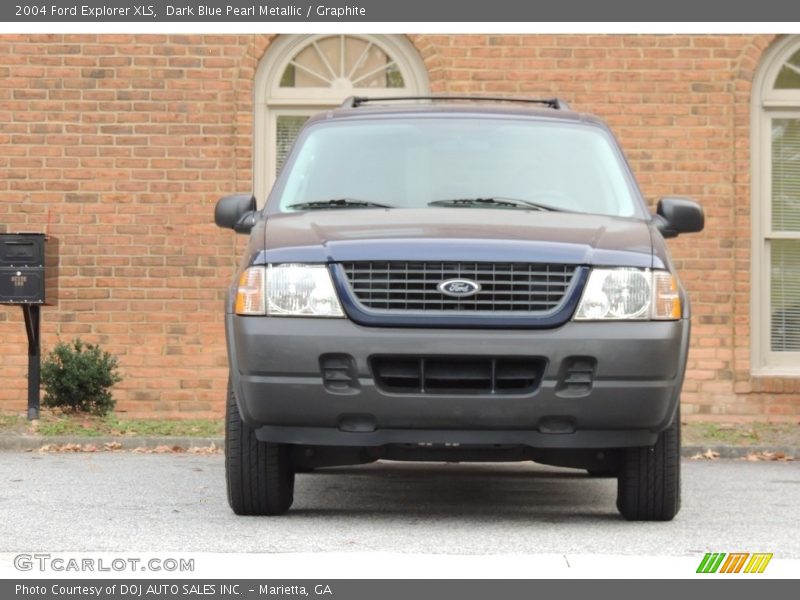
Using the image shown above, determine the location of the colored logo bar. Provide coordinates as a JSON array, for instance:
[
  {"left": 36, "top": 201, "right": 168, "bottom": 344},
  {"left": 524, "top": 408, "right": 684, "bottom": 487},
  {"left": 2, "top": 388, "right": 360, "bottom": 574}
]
[{"left": 697, "top": 553, "right": 773, "bottom": 574}]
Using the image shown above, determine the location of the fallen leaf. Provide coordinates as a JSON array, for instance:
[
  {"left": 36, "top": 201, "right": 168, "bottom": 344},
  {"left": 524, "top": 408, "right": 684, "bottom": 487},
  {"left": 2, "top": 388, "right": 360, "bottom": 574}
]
[
  {"left": 104, "top": 441, "right": 122, "bottom": 451},
  {"left": 745, "top": 451, "right": 795, "bottom": 462},
  {"left": 702, "top": 449, "right": 720, "bottom": 460},
  {"left": 82, "top": 444, "right": 98, "bottom": 453},
  {"left": 187, "top": 443, "right": 221, "bottom": 455}
]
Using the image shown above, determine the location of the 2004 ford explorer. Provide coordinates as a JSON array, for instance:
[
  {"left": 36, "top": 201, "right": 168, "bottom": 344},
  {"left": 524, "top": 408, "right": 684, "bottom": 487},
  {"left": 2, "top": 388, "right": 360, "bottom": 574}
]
[{"left": 214, "top": 96, "right": 704, "bottom": 520}]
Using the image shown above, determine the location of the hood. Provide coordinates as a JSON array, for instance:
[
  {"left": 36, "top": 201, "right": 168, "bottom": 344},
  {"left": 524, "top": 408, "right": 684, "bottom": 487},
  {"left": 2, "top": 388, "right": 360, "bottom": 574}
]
[{"left": 257, "top": 208, "right": 657, "bottom": 268}]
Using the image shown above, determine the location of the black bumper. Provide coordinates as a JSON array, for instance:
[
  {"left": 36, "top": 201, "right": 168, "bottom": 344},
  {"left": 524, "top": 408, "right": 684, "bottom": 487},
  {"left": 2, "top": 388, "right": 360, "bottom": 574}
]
[{"left": 226, "top": 315, "right": 689, "bottom": 449}]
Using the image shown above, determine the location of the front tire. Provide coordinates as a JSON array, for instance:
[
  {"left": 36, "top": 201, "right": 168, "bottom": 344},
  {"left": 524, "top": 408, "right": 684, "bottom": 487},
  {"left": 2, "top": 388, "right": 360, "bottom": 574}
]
[
  {"left": 225, "top": 379, "right": 295, "bottom": 515},
  {"left": 616, "top": 409, "right": 681, "bottom": 521}
]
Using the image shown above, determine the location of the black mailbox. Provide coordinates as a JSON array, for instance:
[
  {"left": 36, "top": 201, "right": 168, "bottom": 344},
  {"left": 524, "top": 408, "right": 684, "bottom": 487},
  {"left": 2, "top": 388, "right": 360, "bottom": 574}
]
[
  {"left": 0, "top": 232, "right": 58, "bottom": 420},
  {"left": 0, "top": 233, "right": 58, "bottom": 305}
]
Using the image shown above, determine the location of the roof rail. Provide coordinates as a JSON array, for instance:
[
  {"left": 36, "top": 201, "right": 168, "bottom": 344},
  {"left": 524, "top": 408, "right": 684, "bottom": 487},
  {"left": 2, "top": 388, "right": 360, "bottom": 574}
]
[{"left": 340, "top": 95, "right": 570, "bottom": 110}]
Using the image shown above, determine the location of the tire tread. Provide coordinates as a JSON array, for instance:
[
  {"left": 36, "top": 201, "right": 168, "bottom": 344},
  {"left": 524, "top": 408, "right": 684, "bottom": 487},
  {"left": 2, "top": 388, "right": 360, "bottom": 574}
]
[
  {"left": 225, "top": 380, "right": 294, "bottom": 515},
  {"left": 617, "top": 409, "right": 681, "bottom": 521}
]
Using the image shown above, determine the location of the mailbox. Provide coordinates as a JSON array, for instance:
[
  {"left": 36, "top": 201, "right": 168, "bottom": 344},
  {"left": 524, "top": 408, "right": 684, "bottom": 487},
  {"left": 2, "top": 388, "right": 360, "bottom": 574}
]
[
  {"left": 0, "top": 232, "right": 58, "bottom": 420},
  {"left": 0, "top": 233, "right": 58, "bottom": 305}
]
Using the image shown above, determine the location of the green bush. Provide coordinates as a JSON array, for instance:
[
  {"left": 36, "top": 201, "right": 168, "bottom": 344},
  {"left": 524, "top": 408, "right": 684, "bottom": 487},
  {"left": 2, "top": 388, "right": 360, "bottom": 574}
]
[{"left": 41, "top": 339, "right": 122, "bottom": 416}]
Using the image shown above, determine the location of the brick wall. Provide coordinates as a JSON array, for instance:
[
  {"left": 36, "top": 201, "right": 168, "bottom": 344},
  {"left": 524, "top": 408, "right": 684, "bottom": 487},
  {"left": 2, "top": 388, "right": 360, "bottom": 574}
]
[
  {"left": 0, "top": 34, "right": 249, "bottom": 418},
  {"left": 1, "top": 33, "right": 798, "bottom": 420}
]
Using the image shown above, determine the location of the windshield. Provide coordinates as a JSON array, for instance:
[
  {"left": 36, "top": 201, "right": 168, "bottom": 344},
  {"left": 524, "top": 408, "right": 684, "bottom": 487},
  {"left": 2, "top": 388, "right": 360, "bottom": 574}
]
[{"left": 274, "top": 117, "right": 641, "bottom": 218}]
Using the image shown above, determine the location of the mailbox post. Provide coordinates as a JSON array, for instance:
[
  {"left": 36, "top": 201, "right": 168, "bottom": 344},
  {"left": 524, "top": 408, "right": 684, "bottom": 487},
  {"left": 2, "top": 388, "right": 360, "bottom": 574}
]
[{"left": 0, "top": 233, "right": 58, "bottom": 420}]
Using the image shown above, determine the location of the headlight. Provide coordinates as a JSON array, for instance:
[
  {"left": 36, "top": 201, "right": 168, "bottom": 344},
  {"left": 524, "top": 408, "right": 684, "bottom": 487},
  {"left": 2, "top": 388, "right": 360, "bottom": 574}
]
[
  {"left": 235, "top": 264, "right": 344, "bottom": 317},
  {"left": 574, "top": 268, "right": 681, "bottom": 321}
]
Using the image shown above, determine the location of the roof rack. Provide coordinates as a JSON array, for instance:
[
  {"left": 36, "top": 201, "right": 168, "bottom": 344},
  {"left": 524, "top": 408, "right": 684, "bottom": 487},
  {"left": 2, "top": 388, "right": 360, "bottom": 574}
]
[{"left": 340, "top": 95, "right": 570, "bottom": 111}]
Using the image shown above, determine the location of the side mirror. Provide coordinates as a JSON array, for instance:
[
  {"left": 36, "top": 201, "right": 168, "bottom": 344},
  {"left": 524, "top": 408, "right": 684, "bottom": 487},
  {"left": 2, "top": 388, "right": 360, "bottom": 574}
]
[
  {"left": 215, "top": 194, "right": 257, "bottom": 234},
  {"left": 654, "top": 197, "right": 704, "bottom": 238}
]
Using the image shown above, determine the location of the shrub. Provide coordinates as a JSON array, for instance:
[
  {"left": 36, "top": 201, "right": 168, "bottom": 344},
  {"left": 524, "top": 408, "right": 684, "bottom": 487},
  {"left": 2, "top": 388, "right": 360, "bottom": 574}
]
[{"left": 41, "top": 339, "right": 122, "bottom": 416}]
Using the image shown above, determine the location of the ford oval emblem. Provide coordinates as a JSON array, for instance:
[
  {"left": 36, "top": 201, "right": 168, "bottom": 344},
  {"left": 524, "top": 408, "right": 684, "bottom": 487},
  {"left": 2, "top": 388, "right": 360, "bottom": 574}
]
[{"left": 437, "top": 278, "right": 482, "bottom": 298}]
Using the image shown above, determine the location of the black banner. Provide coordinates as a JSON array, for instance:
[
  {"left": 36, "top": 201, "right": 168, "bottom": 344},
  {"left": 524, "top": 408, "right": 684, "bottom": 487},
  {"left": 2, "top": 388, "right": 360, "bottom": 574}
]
[
  {"left": 1, "top": 0, "right": 797, "bottom": 22},
  {"left": 2, "top": 579, "right": 795, "bottom": 600}
]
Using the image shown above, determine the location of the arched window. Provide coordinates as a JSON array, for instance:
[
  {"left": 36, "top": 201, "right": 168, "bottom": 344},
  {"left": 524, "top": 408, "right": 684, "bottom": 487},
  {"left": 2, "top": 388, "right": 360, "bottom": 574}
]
[
  {"left": 253, "top": 35, "right": 430, "bottom": 202},
  {"left": 752, "top": 36, "right": 800, "bottom": 373}
]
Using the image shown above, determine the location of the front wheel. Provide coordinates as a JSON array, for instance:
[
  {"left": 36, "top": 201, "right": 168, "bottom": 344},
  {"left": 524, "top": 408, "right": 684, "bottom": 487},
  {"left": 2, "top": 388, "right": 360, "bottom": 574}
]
[
  {"left": 616, "top": 409, "right": 681, "bottom": 521},
  {"left": 225, "top": 379, "right": 295, "bottom": 515}
]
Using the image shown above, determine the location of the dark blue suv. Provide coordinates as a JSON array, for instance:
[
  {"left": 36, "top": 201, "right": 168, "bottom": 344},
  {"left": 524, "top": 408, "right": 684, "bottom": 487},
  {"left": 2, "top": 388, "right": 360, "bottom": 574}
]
[{"left": 215, "top": 96, "right": 704, "bottom": 520}]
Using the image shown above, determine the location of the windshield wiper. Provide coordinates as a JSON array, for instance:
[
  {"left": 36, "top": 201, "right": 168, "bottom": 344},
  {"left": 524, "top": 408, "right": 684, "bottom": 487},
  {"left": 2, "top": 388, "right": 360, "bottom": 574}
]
[
  {"left": 428, "top": 197, "right": 564, "bottom": 211},
  {"left": 287, "top": 198, "right": 395, "bottom": 210}
]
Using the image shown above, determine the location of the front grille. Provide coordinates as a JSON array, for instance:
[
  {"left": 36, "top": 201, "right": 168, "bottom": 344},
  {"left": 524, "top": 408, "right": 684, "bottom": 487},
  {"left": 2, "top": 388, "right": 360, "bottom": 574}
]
[
  {"left": 371, "top": 356, "right": 545, "bottom": 395},
  {"left": 340, "top": 261, "right": 577, "bottom": 313}
]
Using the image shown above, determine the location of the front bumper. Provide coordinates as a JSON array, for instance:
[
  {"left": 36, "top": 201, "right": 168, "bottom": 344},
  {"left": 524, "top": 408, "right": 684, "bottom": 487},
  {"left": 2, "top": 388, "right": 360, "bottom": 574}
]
[{"left": 226, "top": 315, "right": 689, "bottom": 449}]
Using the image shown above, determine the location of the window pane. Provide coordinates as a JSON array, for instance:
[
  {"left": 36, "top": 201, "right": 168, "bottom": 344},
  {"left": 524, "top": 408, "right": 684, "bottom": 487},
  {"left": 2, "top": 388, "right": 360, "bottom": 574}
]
[
  {"left": 279, "top": 64, "right": 295, "bottom": 87},
  {"left": 771, "top": 118, "right": 800, "bottom": 232},
  {"left": 316, "top": 36, "right": 342, "bottom": 77},
  {"left": 343, "top": 36, "right": 369, "bottom": 78},
  {"left": 774, "top": 49, "right": 800, "bottom": 89},
  {"left": 350, "top": 44, "right": 401, "bottom": 88},
  {"left": 280, "top": 44, "right": 332, "bottom": 88},
  {"left": 771, "top": 239, "right": 800, "bottom": 352},
  {"left": 275, "top": 115, "right": 309, "bottom": 176},
  {"left": 386, "top": 63, "right": 405, "bottom": 88}
]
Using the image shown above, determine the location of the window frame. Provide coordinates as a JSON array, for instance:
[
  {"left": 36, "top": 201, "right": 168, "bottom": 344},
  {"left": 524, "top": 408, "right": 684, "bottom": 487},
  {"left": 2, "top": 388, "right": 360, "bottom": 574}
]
[{"left": 752, "top": 36, "right": 800, "bottom": 375}]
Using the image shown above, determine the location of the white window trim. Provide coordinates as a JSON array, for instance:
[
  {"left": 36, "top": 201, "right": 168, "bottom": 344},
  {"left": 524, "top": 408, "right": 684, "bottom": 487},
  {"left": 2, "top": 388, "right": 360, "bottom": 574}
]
[
  {"left": 751, "top": 35, "right": 800, "bottom": 376},
  {"left": 253, "top": 34, "right": 430, "bottom": 204}
]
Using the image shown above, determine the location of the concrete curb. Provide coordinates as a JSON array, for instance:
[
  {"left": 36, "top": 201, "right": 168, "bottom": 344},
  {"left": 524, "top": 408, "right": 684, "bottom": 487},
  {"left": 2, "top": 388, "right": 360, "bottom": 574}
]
[
  {"left": 0, "top": 435, "right": 797, "bottom": 458},
  {"left": 0, "top": 435, "right": 223, "bottom": 452}
]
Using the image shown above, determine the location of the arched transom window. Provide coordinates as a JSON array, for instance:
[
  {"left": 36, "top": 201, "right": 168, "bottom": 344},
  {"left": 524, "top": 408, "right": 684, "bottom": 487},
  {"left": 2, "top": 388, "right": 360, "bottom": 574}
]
[
  {"left": 752, "top": 36, "right": 800, "bottom": 373},
  {"left": 279, "top": 35, "right": 405, "bottom": 90},
  {"left": 254, "top": 35, "right": 430, "bottom": 201}
]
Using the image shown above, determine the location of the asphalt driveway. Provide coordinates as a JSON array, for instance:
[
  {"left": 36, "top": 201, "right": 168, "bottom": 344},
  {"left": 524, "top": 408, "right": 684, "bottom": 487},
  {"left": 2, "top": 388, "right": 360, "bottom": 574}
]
[{"left": 0, "top": 452, "right": 798, "bottom": 557}]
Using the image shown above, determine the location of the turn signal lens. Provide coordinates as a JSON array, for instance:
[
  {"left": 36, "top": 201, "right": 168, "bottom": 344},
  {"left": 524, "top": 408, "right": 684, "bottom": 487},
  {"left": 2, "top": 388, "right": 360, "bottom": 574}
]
[
  {"left": 234, "top": 267, "right": 266, "bottom": 315},
  {"left": 652, "top": 271, "right": 682, "bottom": 320}
]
